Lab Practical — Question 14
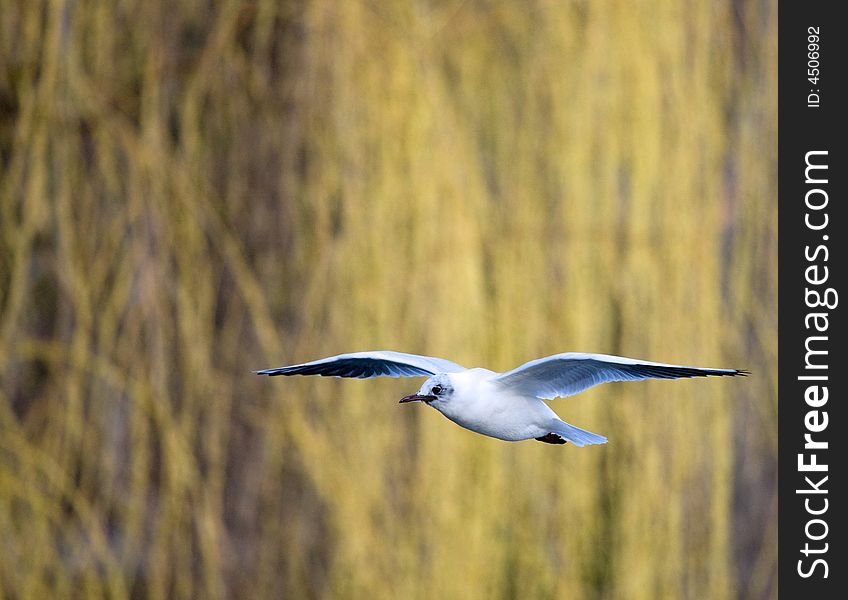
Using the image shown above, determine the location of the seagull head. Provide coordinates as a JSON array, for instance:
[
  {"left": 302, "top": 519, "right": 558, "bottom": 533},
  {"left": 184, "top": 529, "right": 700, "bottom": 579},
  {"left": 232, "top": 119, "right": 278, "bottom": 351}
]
[{"left": 399, "top": 375, "right": 454, "bottom": 407}]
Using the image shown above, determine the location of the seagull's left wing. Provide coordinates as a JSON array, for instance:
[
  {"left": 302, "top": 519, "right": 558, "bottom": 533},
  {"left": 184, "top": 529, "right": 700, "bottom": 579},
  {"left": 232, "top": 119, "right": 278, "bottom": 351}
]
[
  {"left": 494, "top": 352, "right": 747, "bottom": 399},
  {"left": 256, "top": 350, "right": 467, "bottom": 379}
]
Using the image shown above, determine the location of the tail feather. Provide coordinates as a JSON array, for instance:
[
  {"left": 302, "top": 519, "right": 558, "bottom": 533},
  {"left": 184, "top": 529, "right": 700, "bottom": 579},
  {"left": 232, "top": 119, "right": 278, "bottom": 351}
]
[{"left": 547, "top": 419, "right": 608, "bottom": 447}]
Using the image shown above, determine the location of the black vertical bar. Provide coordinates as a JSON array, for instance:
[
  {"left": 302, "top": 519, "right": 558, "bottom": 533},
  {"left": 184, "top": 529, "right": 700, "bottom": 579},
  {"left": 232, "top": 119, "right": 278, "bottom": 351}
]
[{"left": 779, "top": 2, "right": 845, "bottom": 597}]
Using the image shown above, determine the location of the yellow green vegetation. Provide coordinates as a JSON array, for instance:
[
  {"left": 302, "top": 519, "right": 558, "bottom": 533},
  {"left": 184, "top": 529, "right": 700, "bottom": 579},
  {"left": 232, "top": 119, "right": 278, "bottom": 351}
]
[{"left": 0, "top": 1, "right": 776, "bottom": 598}]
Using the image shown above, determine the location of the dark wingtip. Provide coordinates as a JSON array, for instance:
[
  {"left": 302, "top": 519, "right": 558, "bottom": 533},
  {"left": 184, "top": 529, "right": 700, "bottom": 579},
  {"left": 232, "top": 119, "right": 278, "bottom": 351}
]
[
  {"left": 705, "top": 368, "right": 749, "bottom": 378},
  {"left": 255, "top": 369, "right": 279, "bottom": 376}
]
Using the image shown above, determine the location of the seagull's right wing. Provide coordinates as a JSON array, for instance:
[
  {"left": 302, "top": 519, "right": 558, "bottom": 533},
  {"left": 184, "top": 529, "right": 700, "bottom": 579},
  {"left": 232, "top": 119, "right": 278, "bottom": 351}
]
[
  {"left": 256, "top": 351, "right": 467, "bottom": 379},
  {"left": 494, "top": 352, "right": 747, "bottom": 399}
]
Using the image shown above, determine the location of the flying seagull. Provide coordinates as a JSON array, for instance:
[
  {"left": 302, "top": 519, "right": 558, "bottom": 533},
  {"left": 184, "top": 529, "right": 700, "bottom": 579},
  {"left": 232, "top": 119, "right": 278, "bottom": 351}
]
[{"left": 256, "top": 351, "right": 747, "bottom": 446}]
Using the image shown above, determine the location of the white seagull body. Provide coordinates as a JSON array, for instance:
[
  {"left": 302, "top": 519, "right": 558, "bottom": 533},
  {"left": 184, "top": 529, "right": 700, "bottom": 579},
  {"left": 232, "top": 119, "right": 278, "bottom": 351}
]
[{"left": 257, "top": 351, "right": 746, "bottom": 446}]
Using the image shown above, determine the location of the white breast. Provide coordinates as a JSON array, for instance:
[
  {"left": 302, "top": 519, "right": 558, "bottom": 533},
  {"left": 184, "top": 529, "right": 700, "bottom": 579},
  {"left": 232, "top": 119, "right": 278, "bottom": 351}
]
[{"left": 433, "top": 369, "right": 557, "bottom": 441}]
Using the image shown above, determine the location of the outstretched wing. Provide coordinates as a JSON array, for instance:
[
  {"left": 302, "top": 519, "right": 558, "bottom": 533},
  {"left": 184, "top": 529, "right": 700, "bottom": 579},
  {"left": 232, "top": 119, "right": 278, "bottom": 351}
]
[
  {"left": 256, "top": 350, "right": 467, "bottom": 379},
  {"left": 494, "top": 352, "right": 747, "bottom": 399}
]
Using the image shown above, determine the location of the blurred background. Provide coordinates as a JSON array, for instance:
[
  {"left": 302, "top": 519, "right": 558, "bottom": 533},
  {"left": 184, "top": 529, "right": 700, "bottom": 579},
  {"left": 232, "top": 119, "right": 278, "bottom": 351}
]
[{"left": 0, "top": 0, "right": 776, "bottom": 598}]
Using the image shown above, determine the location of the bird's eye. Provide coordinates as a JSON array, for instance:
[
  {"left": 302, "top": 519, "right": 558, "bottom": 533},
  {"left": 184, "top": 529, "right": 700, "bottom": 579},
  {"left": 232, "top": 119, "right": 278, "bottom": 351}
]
[{"left": 431, "top": 385, "right": 443, "bottom": 395}]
